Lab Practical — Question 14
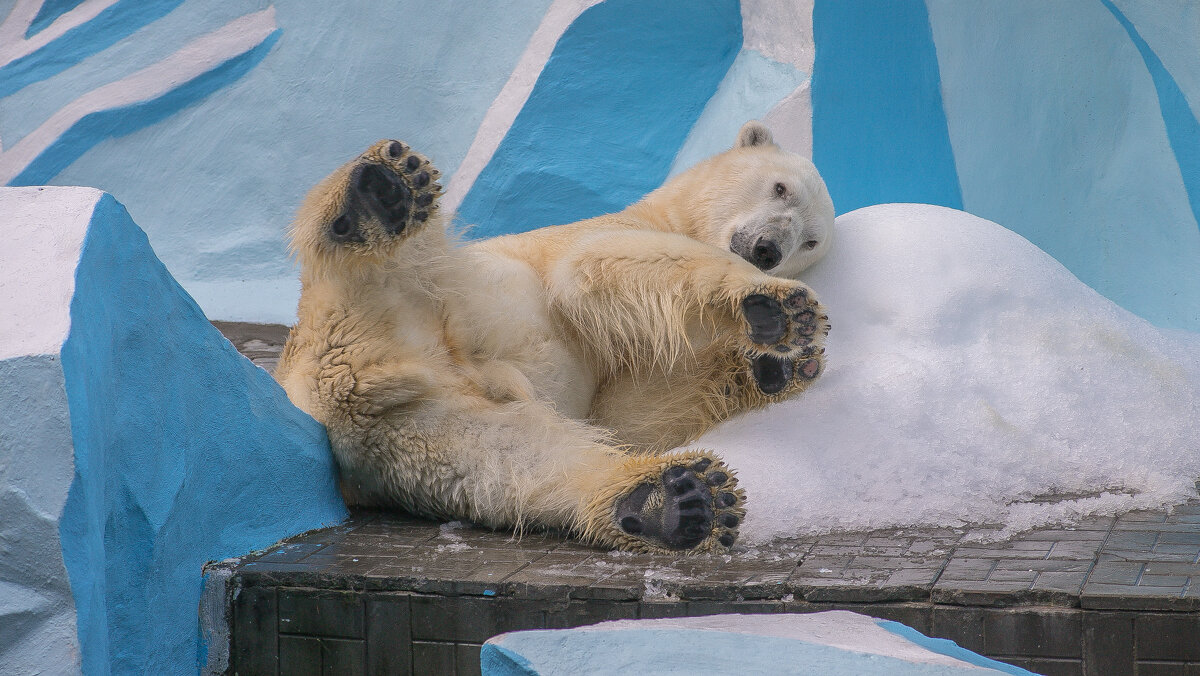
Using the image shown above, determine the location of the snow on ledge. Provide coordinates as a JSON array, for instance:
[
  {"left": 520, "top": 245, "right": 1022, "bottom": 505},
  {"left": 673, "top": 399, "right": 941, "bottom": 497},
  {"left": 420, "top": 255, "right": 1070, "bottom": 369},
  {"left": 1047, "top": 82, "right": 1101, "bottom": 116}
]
[{"left": 693, "top": 204, "right": 1200, "bottom": 542}]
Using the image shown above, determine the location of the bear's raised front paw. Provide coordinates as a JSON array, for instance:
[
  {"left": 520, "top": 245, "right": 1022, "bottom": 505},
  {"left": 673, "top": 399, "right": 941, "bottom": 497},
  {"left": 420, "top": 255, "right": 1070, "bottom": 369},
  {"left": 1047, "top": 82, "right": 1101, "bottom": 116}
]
[
  {"left": 329, "top": 140, "right": 442, "bottom": 245},
  {"left": 597, "top": 452, "right": 745, "bottom": 553},
  {"left": 737, "top": 282, "right": 829, "bottom": 395}
]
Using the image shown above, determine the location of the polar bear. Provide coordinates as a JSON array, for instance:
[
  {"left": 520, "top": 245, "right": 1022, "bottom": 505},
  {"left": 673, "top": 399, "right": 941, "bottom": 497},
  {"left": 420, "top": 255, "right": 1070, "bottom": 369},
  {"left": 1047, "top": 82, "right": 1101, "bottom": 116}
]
[{"left": 276, "top": 122, "right": 831, "bottom": 552}]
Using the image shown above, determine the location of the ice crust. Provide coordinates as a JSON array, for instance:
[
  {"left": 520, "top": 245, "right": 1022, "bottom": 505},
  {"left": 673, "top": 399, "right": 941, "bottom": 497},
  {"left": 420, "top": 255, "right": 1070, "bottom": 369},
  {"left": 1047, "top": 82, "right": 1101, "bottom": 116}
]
[{"left": 689, "top": 204, "right": 1200, "bottom": 543}]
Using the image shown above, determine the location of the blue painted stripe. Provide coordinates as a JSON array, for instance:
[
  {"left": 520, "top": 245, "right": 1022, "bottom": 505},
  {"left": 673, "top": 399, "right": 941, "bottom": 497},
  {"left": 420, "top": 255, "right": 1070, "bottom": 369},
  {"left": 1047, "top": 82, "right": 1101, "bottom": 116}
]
[
  {"left": 26, "top": 0, "right": 89, "bottom": 38},
  {"left": 0, "top": 0, "right": 185, "bottom": 99},
  {"left": 9, "top": 29, "right": 279, "bottom": 186},
  {"left": 811, "top": 0, "right": 962, "bottom": 214},
  {"left": 480, "top": 643, "right": 540, "bottom": 676},
  {"left": 1100, "top": 0, "right": 1200, "bottom": 233},
  {"left": 876, "top": 620, "right": 1036, "bottom": 675},
  {"left": 457, "top": 0, "right": 741, "bottom": 238}
]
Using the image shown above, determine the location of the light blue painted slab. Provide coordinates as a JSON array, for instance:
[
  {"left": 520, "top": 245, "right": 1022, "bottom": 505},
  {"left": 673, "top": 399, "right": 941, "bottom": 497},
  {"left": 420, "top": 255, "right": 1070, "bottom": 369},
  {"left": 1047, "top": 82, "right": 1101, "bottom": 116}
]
[{"left": 482, "top": 612, "right": 1036, "bottom": 675}]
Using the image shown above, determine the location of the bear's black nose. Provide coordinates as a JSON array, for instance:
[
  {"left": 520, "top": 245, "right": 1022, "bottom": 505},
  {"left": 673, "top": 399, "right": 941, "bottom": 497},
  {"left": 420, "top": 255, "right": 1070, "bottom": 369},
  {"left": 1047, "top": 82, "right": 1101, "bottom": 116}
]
[{"left": 751, "top": 238, "right": 782, "bottom": 270}]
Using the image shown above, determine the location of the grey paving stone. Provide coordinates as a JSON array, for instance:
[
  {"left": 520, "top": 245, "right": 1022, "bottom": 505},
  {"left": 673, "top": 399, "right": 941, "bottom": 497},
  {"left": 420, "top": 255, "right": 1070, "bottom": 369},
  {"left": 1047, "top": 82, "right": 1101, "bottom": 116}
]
[
  {"left": 366, "top": 594, "right": 412, "bottom": 676},
  {"left": 1087, "top": 561, "right": 1144, "bottom": 585},
  {"left": 1032, "top": 572, "right": 1090, "bottom": 594},
  {"left": 278, "top": 588, "right": 365, "bottom": 639},
  {"left": 1104, "top": 531, "right": 1159, "bottom": 549},
  {"left": 1047, "top": 540, "right": 1105, "bottom": 560},
  {"left": 321, "top": 638, "right": 366, "bottom": 676},
  {"left": 411, "top": 641, "right": 456, "bottom": 675},
  {"left": 996, "top": 560, "right": 1091, "bottom": 573},
  {"left": 998, "top": 656, "right": 1082, "bottom": 676},
  {"left": 930, "top": 605, "right": 986, "bottom": 653},
  {"left": 1080, "top": 584, "right": 1200, "bottom": 611},
  {"left": 1117, "top": 510, "right": 1169, "bottom": 523},
  {"left": 1081, "top": 611, "right": 1135, "bottom": 676},
  {"left": 231, "top": 585, "right": 278, "bottom": 674},
  {"left": 983, "top": 608, "right": 1082, "bottom": 658},
  {"left": 1020, "top": 529, "right": 1115, "bottom": 542},
  {"left": 939, "top": 558, "right": 996, "bottom": 581},
  {"left": 953, "top": 546, "right": 1055, "bottom": 560},
  {"left": 987, "top": 569, "right": 1038, "bottom": 584},
  {"left": 278, "top": 635, "right": 322, "bottom": 676},
  {"left": 1135, "top": 613, "right": 1200, "bottom": 660}
]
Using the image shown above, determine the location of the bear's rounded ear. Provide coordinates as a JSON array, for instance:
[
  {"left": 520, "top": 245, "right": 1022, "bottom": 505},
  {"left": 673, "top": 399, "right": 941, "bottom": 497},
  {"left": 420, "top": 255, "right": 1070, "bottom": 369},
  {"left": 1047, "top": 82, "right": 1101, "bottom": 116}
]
[{"left": 736, "top": 120, "right": 775, "bottom": 149}]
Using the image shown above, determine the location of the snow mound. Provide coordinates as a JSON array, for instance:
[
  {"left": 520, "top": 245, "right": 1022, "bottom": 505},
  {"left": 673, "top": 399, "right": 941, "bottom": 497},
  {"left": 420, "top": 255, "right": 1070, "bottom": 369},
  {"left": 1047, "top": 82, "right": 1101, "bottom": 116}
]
[{"left": 690, "top": 204, "right": 1200, "bottom": 543}]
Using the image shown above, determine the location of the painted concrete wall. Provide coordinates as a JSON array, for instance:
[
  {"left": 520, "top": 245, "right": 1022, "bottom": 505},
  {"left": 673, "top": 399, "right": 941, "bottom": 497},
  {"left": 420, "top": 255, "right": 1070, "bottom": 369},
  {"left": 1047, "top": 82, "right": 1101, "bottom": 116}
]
[
  {"left": 0, "top": 187, "right": 348, "bottom": 675},
  {"left": 4, "top": 0, "right": 1196, "bottom": 330}
]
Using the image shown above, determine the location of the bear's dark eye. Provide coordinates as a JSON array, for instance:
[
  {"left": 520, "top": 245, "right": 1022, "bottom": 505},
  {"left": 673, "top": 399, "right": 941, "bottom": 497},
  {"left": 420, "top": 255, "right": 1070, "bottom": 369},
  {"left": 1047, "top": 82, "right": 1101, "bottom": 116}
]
[{"left": 774, "top": 182, "right": 787, "bottom": 198}]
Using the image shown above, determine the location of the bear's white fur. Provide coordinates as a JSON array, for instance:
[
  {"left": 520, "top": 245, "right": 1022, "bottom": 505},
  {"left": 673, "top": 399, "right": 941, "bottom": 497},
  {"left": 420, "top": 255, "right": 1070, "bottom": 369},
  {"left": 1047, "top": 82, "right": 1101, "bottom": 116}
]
[{"left": 276, "top": 122, "right": 831, "bottom": 552}]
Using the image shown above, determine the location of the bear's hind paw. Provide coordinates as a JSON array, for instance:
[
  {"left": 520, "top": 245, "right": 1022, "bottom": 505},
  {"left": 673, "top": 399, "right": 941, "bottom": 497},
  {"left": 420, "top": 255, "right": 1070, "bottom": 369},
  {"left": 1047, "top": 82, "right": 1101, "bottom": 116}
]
[{"left": 587, "top": 451, "right": 746, "bottom": 554}]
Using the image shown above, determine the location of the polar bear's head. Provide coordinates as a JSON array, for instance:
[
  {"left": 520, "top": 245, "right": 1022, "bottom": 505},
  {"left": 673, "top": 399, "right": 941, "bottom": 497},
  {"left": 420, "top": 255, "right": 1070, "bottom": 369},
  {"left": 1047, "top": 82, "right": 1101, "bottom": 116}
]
[{"left": 654, "top": 121, "right": 834, "bottom": 278}]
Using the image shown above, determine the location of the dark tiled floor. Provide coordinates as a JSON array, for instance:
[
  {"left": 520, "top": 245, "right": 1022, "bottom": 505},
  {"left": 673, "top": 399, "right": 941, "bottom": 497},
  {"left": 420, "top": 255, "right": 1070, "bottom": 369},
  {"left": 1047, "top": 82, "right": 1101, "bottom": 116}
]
[{"left": 235, "top": 504, "right": 1200, "bottom": 612}]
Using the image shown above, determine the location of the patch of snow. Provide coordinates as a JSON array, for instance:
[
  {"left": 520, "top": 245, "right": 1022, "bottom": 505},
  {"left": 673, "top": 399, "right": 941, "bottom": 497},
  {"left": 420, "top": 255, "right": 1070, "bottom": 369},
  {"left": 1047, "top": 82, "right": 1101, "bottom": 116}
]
[{"left": 689, "top": 204, "right": 1200, "bottom": 543}]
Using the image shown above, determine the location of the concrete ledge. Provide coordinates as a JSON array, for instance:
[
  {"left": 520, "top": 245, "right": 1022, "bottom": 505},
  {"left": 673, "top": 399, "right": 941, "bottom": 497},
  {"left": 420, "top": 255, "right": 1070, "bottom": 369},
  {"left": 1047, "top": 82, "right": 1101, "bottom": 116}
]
[{"left": 222, "top": 502, "right": 1200, "bottom": 675}]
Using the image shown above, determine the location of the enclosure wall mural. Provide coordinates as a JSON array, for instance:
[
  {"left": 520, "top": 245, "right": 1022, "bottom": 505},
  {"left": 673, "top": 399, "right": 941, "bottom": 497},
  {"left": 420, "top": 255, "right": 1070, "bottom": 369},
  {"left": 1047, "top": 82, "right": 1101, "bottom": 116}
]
[{"left": 2, "top": 0, "right": 1197, "bottom": 330}]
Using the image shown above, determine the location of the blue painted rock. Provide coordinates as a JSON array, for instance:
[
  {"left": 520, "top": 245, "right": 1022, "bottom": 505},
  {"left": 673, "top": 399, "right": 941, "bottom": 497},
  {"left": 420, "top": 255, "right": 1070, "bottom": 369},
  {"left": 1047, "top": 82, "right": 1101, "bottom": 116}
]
[{"left": 0, "top": 187, "right": 346, "bottom": 675}]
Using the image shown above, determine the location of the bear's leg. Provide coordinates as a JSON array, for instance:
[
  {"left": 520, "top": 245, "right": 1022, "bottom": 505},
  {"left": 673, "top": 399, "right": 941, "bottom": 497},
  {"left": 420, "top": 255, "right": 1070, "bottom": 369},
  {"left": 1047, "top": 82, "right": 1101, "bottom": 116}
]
[{"left": 352, "top": 397, "right": 746, "bottom": 553}]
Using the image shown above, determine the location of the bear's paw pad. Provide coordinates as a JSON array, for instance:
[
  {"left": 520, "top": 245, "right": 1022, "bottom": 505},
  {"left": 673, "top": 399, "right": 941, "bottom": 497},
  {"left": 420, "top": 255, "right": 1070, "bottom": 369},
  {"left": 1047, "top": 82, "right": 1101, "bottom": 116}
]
[
  {"left": 335, "top": 140, "right": 443, "bottom": 243},
  {"left": 613, "top": 457, "right": 744, "bottom": 552}
]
